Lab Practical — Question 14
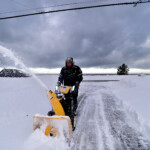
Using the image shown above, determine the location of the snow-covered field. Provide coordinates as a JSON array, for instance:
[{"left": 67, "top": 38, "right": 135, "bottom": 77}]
[{"left": 0, "top": 74, "right": 150, "bottom": 150}]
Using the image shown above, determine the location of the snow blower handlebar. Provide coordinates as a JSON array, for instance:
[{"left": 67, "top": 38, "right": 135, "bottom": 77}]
[{"left": 55, "top": 86, "right": 75, "bottom": 98}]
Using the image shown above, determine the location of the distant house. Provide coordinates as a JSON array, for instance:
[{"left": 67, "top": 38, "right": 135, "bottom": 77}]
[{"left": 0, "top": 69, "right": 30, "bottom": 77}]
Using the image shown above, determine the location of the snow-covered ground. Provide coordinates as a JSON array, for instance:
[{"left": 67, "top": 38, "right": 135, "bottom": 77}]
[{"left": 0, "top": 75, "right": 150, "bottom": 150}]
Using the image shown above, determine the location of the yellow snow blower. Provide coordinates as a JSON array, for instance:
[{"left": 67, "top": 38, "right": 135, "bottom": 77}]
[{"left": 33, "top": 86, "right": 76, "bottom": 142}]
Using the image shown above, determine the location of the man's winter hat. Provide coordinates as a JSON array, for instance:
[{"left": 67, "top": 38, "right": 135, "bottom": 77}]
[
  {"left": 66, "top": 57, "right": 73, "bottom": 63},
  {"left": 65, "top": 57, "right": 74, "bottom": 66}
]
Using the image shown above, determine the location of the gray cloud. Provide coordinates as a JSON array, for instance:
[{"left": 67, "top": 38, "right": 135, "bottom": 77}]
[{"left": 0, "top": 0, "right": 150, "bottom": 69}]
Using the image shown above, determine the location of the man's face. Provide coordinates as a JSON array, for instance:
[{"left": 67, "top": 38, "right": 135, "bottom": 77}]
[{"left": 67, "top": 61, "right": 73, "bottom": 67}]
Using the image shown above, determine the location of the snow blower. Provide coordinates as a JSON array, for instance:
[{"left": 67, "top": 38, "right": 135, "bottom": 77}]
[{"left": 33, "top": 86, "right": 76, "bottom": 142}]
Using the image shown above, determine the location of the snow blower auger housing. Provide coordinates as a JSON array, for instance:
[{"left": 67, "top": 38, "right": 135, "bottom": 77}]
[{"left": 33, "top": 86, "right": 75, "bottom": 142}]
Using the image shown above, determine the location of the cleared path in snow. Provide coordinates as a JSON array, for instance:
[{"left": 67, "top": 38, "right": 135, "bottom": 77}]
[{"left": 71, "top": 84, "right": 150, "bottom": 150}]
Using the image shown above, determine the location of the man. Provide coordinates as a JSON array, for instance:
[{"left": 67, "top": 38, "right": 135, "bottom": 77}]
[{"left": 57, "top": 57, "right": 83, "bottom": 113}]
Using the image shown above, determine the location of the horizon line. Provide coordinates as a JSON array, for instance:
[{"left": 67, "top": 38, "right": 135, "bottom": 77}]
[{"left": 1, "top": 67, "right": 150, "bottom": 74}]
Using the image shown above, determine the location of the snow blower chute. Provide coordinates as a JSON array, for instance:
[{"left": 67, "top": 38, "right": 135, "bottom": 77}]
[{"left": 33, "top": 86, "right": 76, "bottom": 142}]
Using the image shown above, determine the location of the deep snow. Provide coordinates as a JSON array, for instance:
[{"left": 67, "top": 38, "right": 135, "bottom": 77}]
[{"left": 0, "top": 75, "right": 150, "bottom": 150}]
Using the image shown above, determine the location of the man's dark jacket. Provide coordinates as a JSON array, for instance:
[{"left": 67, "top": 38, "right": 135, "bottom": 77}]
[{"left": 58, "top": 65, "right": 83, "bottom": 86}]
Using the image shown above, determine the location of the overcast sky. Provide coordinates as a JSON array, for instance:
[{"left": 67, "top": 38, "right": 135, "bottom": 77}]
[{"left": 0, "top": 0, "right": 150, "bottom": 70}]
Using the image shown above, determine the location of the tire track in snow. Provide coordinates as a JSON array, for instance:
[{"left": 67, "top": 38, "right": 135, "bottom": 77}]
[
  {"left": 97, "top": 94, "right": 115, "bottom": 150},
  {"left": 94, "top": 95, "right": 104, "bottom": 150},
  {"left": 71, "top": 93, "right": 101, "bottom": 150},
  {"left": 102, "top": 92, "right": 150, "bottom": 150}
]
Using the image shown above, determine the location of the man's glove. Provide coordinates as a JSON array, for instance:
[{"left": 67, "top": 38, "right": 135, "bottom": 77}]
[{"left": 57, "top": 81, "right": 61, "bottom": 86}]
